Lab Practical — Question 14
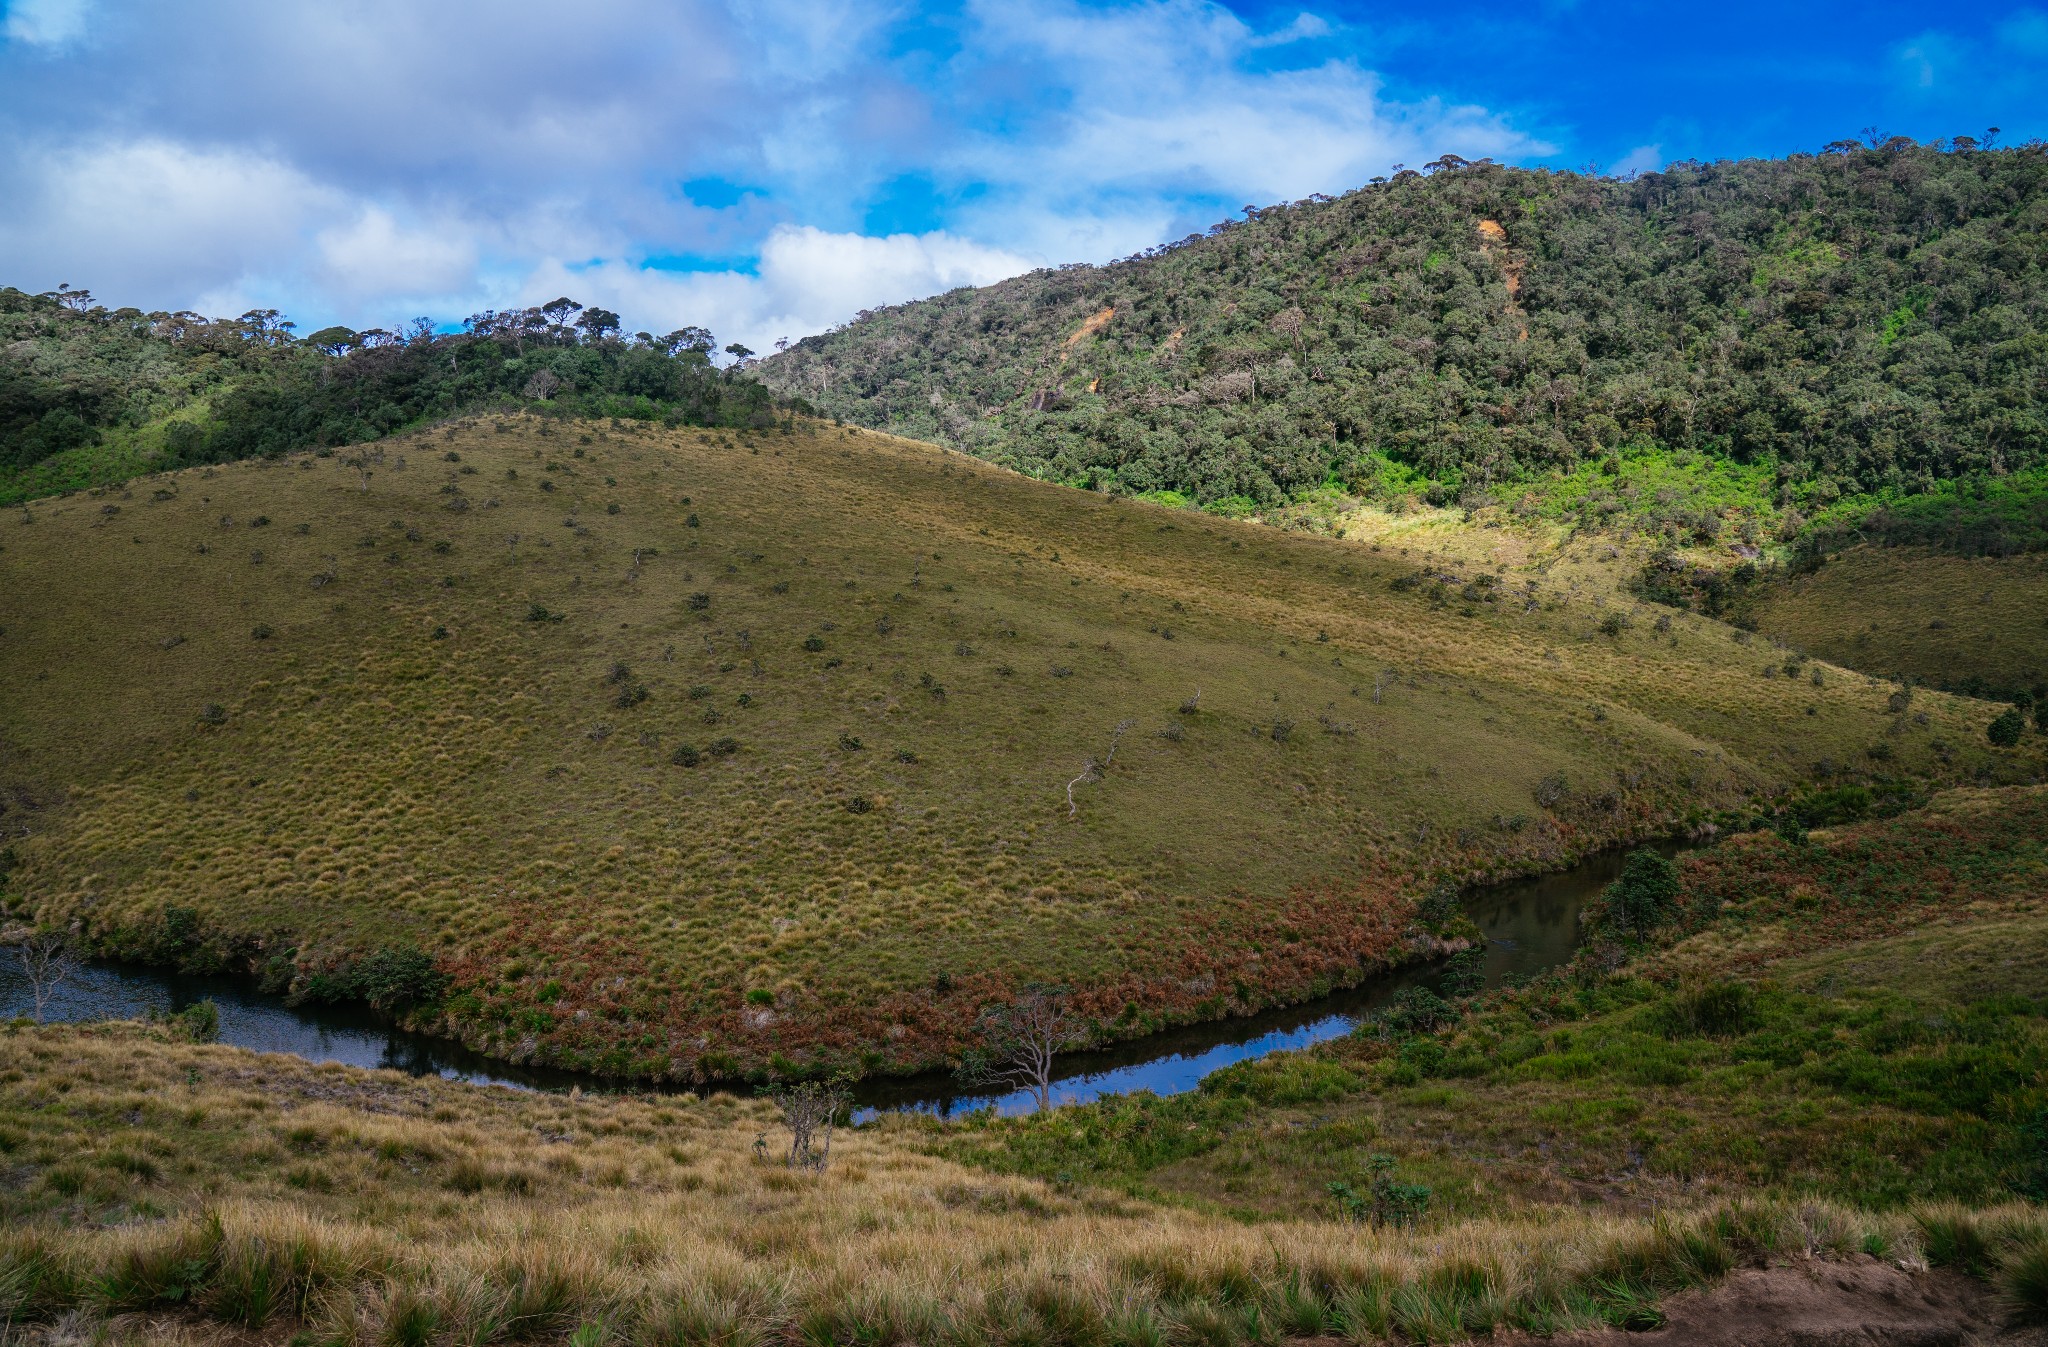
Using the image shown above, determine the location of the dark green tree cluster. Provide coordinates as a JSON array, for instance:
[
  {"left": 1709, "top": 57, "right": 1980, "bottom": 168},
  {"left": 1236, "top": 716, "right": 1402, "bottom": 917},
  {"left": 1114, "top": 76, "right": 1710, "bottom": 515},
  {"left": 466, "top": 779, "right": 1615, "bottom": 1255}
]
[
  {"left": 764, "top": 137, "right": 2048, "bottom": 511},
  {"left": 0, "top": 287, "right": 797, "bottom": 480}
]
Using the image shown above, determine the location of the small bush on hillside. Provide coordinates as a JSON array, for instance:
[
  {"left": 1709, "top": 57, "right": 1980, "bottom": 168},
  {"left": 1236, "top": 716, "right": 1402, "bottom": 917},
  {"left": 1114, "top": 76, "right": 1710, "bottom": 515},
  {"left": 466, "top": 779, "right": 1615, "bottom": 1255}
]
[
  {"left": 671, "top": 743, "right": 701, "bottom": 767},
  {"left": 1604, "top": 849, "right": 1681, "bottom": 937},
  {"left": 1660, "top": 981, "right": 1758, "bottom": 1037},
  {"left": 708, "top": 737, "right": 738, "bottom": 757},
  {"left": 1413, "top": 883, "right": 1461, "bottom": 931},
  {"left": 302, "top": 946, "right": 449, "bottom": 1013},
  {"left": 1328, "top": 1154, "right": 1432, "bottom": 1228},
  {"left": 1989, "top": 707, "right": 2027, "bottom": 746}
]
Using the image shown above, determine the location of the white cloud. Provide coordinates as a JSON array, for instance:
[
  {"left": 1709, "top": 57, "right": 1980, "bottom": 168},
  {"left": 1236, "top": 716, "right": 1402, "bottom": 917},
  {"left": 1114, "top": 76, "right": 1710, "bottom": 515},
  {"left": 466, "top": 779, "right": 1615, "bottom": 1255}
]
[
  {"left": 314, "top": 207, "right": 478, "bottom": 306},
  {"left": 529, "top": 224, "right": 1036, "bottom": 357},
  {"left": 1610, "top": 143, "right": 1662, "bottom": 177},
  {"left": 0, "top": 137, "right": 340, "bottom": 310},
  {"left": 0, "top": 1, "right": 1551, "bottom": 345}
]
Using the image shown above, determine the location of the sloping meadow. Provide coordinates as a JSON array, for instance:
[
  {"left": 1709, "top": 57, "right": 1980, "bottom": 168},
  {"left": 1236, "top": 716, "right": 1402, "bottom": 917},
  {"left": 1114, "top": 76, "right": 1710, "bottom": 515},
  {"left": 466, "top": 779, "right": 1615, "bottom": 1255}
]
[{"left": 0, "top": 415, "right": 2011, "bottom": 1079}]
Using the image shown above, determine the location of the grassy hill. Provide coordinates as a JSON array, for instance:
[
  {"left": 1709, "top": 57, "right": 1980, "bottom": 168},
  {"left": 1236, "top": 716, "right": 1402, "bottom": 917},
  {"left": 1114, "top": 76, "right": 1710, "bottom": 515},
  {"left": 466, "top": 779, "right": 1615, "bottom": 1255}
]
[
  {"left": 2, "top": 412, "right": 2032, "bottom": 1082},
  {"left": 938, "top": 786, "right": 2048, "bottom": 1219},
  {"left": 1746, "top": 546, "right": 2048, "bottom": 700},
  {"left": 2, "top": 788, "right": 2044, "bottom": 1345}
]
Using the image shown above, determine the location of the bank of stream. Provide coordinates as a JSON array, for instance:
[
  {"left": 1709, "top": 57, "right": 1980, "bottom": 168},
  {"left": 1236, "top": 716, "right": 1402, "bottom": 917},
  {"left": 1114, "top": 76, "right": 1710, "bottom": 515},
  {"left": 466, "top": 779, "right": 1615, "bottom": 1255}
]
[{"left": 0, "top": 842, "right": 1684, "bottom": 1118}]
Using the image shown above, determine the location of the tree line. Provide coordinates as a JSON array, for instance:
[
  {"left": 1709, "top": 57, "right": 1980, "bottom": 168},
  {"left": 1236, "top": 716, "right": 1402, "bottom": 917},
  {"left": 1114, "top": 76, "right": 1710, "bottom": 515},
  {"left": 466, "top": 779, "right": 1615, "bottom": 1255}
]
[{"left": 0, "top": 286, "right": 796, "bottom": 479}]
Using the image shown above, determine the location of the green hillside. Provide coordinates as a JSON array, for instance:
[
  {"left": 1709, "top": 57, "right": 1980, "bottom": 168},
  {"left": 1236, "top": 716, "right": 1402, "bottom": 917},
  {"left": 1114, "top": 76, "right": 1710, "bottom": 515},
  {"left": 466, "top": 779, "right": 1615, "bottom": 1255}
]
[
  {"left": 0, "top": 287, "right": 787, "bottom": 506},
  {"left": 3, "top": 412, "right": 2028, "bottom": 1081},
  {"left": 761, "top": 141, "right": 2048, "bottom": 531}
]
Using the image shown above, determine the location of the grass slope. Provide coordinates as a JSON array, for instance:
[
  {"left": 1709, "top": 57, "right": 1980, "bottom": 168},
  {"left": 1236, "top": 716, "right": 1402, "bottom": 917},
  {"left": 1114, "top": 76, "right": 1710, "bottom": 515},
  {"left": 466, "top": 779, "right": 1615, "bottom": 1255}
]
[
  {"left": 0, "top": 415, "right": 2026, "bottom": 1080},
  {"left": 1747, "top": 546, "right": 2048, "bottom": 699},
  {"left": 13, "top": 1023, "right": 2038, "bottom": 1346},
  {"left": 931, "top": 787, "right": 2048, "bottom": 1221}
]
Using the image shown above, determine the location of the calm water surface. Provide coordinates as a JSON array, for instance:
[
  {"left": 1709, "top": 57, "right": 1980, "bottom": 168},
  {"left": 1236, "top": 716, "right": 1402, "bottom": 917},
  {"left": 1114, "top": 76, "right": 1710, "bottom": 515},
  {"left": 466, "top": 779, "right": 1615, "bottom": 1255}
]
[{"left": 0, "top": 841, "right": 1682, "bottom": 1117}]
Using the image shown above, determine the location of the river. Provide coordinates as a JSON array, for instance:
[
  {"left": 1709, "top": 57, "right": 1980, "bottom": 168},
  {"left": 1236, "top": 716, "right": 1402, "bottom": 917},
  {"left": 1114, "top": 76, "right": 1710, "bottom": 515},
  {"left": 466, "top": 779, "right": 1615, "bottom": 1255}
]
[{"left": 0, "top": 841, "right": 1677, "bottom": 1117}]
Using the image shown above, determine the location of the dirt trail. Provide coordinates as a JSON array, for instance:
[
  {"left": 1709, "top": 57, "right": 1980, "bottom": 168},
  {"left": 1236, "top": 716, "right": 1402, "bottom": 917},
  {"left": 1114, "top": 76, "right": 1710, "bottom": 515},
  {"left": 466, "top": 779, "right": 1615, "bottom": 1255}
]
[{"left": 1515, "top": 1258, "right": 2037, "bottom": 1347}]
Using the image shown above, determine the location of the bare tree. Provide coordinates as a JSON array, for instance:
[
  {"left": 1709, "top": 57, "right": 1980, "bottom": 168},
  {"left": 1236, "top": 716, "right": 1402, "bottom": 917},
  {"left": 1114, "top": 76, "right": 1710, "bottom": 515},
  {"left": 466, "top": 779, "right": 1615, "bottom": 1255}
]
[
  {"left": 1373, "top": 668, "right": 1397, "bottom": 704},
  {"left": 15, "top": 932, "right": 73, "bottom": 1023},
  {"left": 768, "top": 1077, "right": 851, "bottom": 1173},
  {"left": 1065, "top": 718, "right": 1136, "bottom": 817},
  {"left": 341, "top": 446, "right": 384, "bottom": 492},
  {"left": 963, "top": 985, "right": 1087, "bottom": 1112}
]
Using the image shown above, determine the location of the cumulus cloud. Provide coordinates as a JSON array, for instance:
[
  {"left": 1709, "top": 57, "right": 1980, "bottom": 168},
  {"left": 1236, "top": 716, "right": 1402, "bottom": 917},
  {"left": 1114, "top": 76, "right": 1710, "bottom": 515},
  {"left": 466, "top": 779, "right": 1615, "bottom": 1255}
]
[
  {"left": 530, "top": 225, "right": 1036, "bottom": 357},
  {"left": 0, "top": 0, "right": 1546, "bottom": 339},
  {"left": 0, "top": 137, "right": 340, "bottom": 310}
]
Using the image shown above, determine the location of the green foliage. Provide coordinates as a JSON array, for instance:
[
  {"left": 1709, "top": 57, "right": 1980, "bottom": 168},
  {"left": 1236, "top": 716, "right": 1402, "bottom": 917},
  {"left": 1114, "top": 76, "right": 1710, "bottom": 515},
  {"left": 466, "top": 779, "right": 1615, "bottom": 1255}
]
[
  {"left": 1658, "top": 981, "right": 1758, "bottom": 1038},
  {"left": 1601, "top": 850, "right": 1681, "bottom": 937},
  {"left": 302, "top": 946, "right": 449, "bottom": 1014},
  {"left": 0, "top": 289, "right": 794, "bottom": 502},
  {"left": 1328, "top": 1154, "right": 1432, "bottom": 1227},
  {"left": 1990, "top": 707, "right": 2028, "bottom": 747},
  {"left": 767, "top": 145, "right": 2048, "bottom": 511}
]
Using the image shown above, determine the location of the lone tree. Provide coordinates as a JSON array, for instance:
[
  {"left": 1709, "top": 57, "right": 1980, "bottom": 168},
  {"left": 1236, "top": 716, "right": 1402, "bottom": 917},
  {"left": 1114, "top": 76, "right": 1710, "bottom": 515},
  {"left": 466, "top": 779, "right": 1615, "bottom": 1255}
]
[
  {"left": 15, "top": 931, "right": 74, "bottom": 1023},
  {"left": 768, "top": 1076, "right": 851, "bottom": 1173},
  {"left": 961, "top": 984, "right": 1088, "bottom": 1112},
  {"left": 1065, "top": 718, "right": 1136, "bottom": 818}
]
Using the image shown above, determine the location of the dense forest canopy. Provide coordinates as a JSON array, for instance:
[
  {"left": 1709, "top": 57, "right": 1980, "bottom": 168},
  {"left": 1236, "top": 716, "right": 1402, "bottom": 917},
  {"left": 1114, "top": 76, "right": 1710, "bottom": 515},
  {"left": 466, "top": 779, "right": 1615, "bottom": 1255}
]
[
  {"left": 762, "top": 137, "right": 2048, "bottom": 517},
  {"left": 0, "top": 288, "right": 794, "bottom": 491}
]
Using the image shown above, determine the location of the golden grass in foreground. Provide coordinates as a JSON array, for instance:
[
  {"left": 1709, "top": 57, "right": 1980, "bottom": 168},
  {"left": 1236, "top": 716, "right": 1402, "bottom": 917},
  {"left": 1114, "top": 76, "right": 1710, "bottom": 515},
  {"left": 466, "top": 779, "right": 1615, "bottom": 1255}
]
[
  {"left": 3, "top": 1022, "right": 2042, "bottom": 1346},
  {"left": 1748, "top": 545, "right": 2048, "bottom": 696},
  {"left": 0, "top": 416, "right": 2025, "bottom": 1078}
]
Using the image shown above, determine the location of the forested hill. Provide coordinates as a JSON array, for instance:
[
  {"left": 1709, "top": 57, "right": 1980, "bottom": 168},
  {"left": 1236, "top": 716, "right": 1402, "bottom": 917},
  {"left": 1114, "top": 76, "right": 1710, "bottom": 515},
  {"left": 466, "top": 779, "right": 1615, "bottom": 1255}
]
[
  {"left": 0, "top": 291, "right": 795, "bottom": 504},
  {"left": 760, "top": 139, "right": 2048, "bottom": 513}
]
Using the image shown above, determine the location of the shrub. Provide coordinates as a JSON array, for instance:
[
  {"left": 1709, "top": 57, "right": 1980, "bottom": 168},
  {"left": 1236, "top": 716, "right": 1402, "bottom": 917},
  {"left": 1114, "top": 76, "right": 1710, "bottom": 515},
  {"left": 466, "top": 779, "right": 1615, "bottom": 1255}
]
[
  {"left": 1329, "top": 1154, "right": 1431, "bottom": 1227},
  {"left": 1598, "top": 612, "right": 1628, "bottom": 637},
  {"left": 251, "top": 624, "right": 273, "bottom": 640},
  {"left": 802, "top": 635, "right": 825, "bottom": 651},
  {"left": 670, "top": 744, "right": 701, "bottom": 766},
  {"left": 708, "top": 737, "right": 738, "bottom": 757},
  {"left": 688, "top": 592, "right": 711, "bottom": 610},
  {"left": 1660, "top": 981, "right": 1757, "bottom": 1037},
  {"left": 838, "top": 733, "right": 864, "bottom": 751},
  {"left": 1604, "top": 850, "right": 1680, "bottom": 936},
  {"left": 1989, "top": 707, "right": 2026, "bottom": 747},
  {"left": 526, "top": 604, "right": 562, "bottom": 623},
  {"left": 846, "top": 796, "right": 874, "bottom": 814}
]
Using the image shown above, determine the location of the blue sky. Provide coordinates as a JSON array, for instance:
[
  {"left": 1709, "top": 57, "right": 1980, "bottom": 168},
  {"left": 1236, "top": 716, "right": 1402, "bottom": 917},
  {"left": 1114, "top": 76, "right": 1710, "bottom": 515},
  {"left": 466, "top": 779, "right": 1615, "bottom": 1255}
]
[{"left": 1, "top": 0, "right": 2041, "bottom": 353}]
